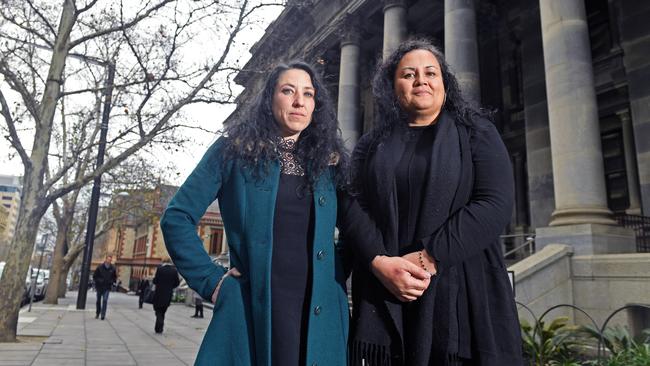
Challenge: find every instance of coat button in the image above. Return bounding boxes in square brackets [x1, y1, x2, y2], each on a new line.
[318, 196, 326, 206]
[316, 250, 325, 260]
[314, 306, 321, 315]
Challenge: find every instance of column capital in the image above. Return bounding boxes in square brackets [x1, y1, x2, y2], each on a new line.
[616, 109, 631, 123]
[383, 0, 407, 12]
[338, 16, 362, 46]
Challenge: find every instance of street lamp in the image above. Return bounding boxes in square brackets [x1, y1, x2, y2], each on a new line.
[76, 60, 116, 310]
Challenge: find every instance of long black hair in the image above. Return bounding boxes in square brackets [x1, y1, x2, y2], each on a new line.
[222, 60, 348, 188]
[370, 37, 488, 140]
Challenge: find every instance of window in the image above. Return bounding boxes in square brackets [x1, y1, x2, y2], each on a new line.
[209, 229, 223, 255]
[133, 236, 147, 256]
[601, 128, 629, 212]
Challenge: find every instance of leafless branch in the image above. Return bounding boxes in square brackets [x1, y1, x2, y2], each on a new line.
[69, 0, 175, 49]
[0, 88, 30, 166]
[0, 60, 42, 122]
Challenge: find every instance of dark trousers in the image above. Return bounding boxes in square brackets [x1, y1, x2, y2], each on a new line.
[194, 298, 203, 317]
[138, 294, 145, 309]
[96, 289, 110, 318]
[154, 306, 168, 333]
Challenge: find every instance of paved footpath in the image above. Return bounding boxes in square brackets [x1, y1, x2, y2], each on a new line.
[0, 291, 211, 366]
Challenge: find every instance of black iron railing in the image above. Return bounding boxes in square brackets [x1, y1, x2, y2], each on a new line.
[614, 213, 650, 252]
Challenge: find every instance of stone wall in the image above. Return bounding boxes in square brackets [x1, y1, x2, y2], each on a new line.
[509, 244, 574, 324]
[572, 252, 650, 327]
[510, 244, 650, 330]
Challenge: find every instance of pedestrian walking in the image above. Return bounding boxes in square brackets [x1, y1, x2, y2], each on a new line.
[152, 257, 180, 334]
[191, 290, 203, 318]
[137, 277, 150, 309]
[92, 255, 117, 320]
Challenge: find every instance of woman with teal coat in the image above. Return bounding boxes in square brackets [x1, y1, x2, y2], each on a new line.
[160, 61, 393, 366]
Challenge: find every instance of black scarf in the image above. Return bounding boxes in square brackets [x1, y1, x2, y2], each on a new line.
[350, 111, 470, 366]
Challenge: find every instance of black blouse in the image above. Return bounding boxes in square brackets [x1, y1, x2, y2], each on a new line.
[395, 123, 438, 253]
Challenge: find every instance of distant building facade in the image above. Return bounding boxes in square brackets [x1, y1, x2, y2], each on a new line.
[92, 184, 226, 291]
[0, 175, 22, 260]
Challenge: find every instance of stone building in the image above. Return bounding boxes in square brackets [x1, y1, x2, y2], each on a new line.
[0, 175, 22, 260]
[92, 185, 227, 291]
[230, 0, 650, 328]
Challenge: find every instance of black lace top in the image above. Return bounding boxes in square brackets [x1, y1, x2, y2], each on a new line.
[278, 138, 305, 176]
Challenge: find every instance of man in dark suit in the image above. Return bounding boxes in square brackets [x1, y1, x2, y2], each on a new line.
[92, 255, 117, 320]
[152, 257, 180, 333]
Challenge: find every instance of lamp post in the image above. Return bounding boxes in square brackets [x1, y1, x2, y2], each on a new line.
[142, 242, 149, 279]
[76, 61, 116, 310]
[28, 234, 49, 312]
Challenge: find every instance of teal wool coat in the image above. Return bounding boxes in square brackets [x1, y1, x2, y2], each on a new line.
[160, 137, 351, 366]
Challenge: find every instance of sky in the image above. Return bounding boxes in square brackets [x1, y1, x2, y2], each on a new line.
[0, 1, 284, 186]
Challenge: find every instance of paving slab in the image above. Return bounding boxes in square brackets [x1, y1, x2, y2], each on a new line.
[0, 291, 210, 365]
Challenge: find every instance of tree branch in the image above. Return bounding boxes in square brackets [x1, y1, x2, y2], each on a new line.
[0, 60, 42, 123]
[69, 0, 175, 49]
[0, 88, 31, 167]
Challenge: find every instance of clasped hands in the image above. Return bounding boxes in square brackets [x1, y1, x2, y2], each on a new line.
[213, 250, 436, 304]
[370, 250, 437, 302]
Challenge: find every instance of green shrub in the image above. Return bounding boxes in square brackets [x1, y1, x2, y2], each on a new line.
[521, 316, 584, 365]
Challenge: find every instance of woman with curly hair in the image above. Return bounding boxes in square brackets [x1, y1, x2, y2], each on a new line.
[160, 61, 393, 366]
[348, 38, 523, 365]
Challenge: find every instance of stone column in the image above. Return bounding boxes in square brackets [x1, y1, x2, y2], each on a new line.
[618, 1, 650, 216]
[337, 27, 362, 150]
[521, 1, 555, 230]
[620, 110, 642, 215]
[535, 0, 635, 254]
[382, 0, 407, 60]
[444, 0, 481, 103]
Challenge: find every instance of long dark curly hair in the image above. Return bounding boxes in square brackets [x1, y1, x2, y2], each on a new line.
[369, 37, 488, 141]
[222, 60, 348, 188]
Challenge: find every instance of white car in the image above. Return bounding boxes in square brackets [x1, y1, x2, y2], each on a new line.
[25, 267, 48, 301]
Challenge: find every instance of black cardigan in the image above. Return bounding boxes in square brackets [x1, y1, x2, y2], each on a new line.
[348, 113, 523, 366]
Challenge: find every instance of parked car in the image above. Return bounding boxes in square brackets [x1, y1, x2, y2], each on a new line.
[24, 267, 49, 302]
[1, 262, 31, 307]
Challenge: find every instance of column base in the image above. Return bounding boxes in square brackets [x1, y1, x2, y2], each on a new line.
[549, 207, 616, 226]
[536, 223, 636, 255]
[626, 207, 642, 215]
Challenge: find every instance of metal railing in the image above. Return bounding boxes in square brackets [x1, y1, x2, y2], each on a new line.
[501, 233, 536, 263]
[613, 212, 650, 252]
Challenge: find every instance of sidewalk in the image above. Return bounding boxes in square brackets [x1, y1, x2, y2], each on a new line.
[0, 291, 210, 366]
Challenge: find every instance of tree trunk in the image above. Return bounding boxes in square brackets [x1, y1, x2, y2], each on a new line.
[0, 0, 77, 342]
[57, 270, 67, 298]
[43, 222, 68, 304]
[58, 245, 83, 298]
[0, 203, 45, 342]
[44, 210, 74, 304]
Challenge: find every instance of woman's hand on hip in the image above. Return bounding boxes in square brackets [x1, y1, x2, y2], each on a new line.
[211, 267, 242, 303]
[370, 255, 432, 302]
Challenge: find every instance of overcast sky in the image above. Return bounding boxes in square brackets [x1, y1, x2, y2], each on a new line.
[0, 3, 284, 186]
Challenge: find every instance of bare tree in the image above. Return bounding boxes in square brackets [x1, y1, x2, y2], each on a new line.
[45, 154, 170, 303]
[0, 0, 285, 341]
